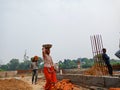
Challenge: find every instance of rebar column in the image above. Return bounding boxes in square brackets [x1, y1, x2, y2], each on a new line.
[90, 35, 108, 76]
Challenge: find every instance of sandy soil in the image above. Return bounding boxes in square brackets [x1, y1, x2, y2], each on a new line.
[0, 78, 32, 90]
[22, 76, 81, 90]
[0, 75, 84, 90]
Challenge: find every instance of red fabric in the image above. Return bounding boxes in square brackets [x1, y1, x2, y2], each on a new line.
[34, 56, 38, 61]
[43, 66, 57, 90]
[51, 66, 57, 83]
[109, 88, 120, 90]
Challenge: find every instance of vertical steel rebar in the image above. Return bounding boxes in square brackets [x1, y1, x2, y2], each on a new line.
[90, 35, 108, 76]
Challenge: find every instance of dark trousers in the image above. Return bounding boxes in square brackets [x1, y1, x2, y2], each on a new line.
[106, 63, 113, 75]
[32, 69, 38, 84]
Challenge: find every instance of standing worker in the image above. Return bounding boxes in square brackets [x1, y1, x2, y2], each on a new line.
[30, 56, 39, 84]
[42, 44, 57, 90]
[102, 48, 113, 76]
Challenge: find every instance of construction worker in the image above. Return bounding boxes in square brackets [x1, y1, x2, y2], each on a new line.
[102, 48, 113, 76]
[42, 44, 57, 90]
[30, 56, 39, 84]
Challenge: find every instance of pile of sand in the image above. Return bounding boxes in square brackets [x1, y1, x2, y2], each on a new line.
[84, 65, 108, 75]
[0, 78, 32, 90]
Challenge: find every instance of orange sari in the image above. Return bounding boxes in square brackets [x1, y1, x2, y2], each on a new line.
[43, 66, 57, 90]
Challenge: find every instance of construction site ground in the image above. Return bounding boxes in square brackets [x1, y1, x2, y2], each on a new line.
[0, 70, 120, 90]
[0, 74, 85, 90]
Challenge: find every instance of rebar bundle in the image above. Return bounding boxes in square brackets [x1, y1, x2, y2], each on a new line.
[90, 35, 108, 75]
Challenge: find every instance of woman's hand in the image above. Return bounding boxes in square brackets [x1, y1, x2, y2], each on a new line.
[47, 68, 54, 73]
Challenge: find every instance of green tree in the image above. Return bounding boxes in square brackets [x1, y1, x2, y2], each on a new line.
[7, 59, 19, 70]
[0, 65, 8, 71]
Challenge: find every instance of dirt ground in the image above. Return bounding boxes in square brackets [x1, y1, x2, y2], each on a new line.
[0, 78, 32, 90]
[0, 75, 82, 90]
[21, 76, 82, 90]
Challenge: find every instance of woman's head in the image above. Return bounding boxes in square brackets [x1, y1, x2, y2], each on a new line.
[31, 56, 38, 62]
[45, 48, 50, 55]
[42, 44, 52, 55]
[34, 56, 39, 61]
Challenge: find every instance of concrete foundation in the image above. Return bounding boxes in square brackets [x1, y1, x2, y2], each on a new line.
[57, 74, 120, 89]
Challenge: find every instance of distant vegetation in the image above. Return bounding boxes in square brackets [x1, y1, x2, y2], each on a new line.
[0, 57, 120, 71]
[58, 58, 94, 69]
[0, 57, 43, 71]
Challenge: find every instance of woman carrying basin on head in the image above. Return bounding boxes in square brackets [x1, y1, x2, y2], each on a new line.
[42, 44, 57, 90]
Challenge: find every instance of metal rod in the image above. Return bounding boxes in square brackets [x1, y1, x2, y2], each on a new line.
[90, 35, 109, 76]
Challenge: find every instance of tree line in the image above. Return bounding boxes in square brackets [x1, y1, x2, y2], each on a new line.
[0, 57, 120, 71]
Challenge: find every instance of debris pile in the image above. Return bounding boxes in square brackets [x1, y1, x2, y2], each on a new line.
[109, 88, 120, 90]
[84, 64, 108, 75]
[54, 79, 80, 90]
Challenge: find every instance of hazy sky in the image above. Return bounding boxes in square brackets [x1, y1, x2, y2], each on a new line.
[0, 0, 120, 64]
